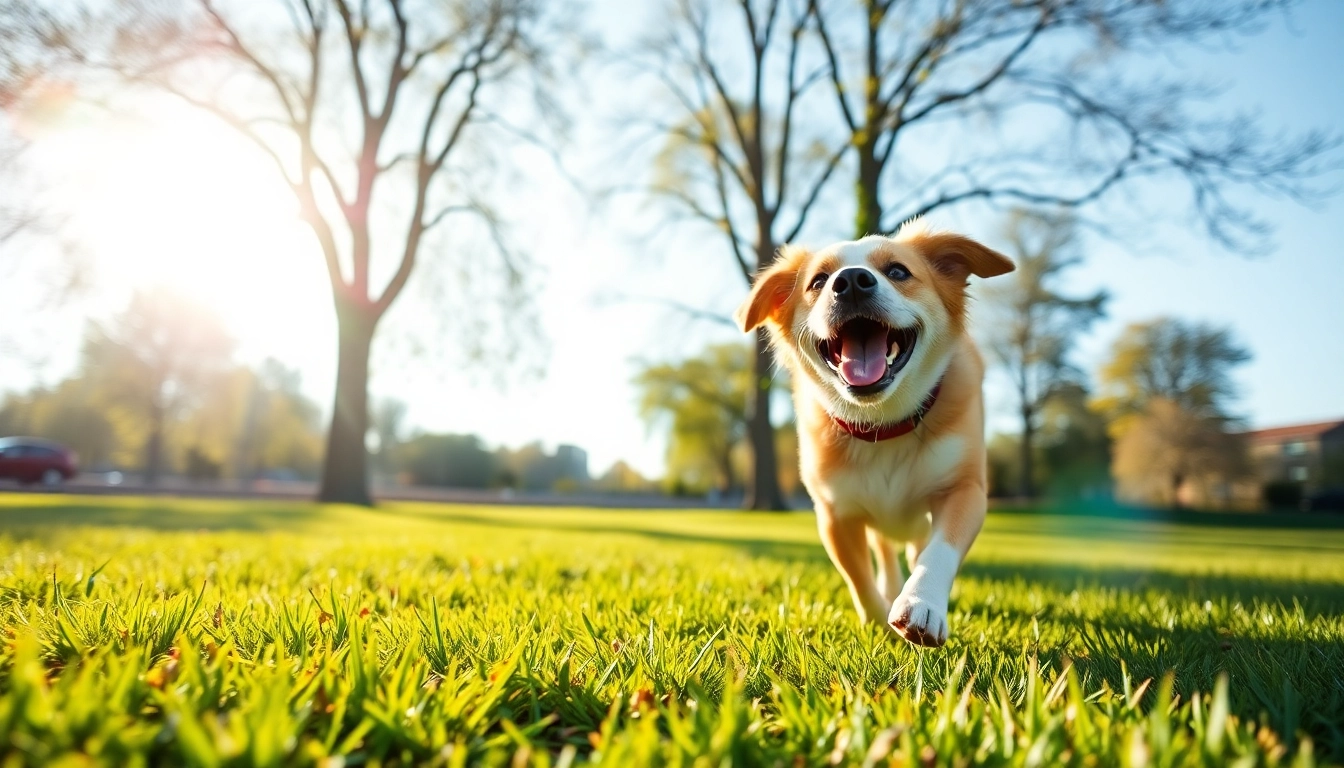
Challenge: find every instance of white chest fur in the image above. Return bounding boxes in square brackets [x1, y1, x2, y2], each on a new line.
[803, 432, 966, 539]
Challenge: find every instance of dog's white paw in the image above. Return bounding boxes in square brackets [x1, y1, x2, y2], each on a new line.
[888, 592, 948, 647]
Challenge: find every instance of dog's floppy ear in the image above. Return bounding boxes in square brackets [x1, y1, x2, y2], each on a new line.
[734, 247, 805, 332]
[913, 232, 1015, 282]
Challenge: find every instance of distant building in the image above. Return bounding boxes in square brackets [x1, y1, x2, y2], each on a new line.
[554, 444, 589, 484]
[1242, 419, 1344, 494]
[506, 442, 591, 492]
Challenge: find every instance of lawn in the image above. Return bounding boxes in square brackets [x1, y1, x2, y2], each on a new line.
[0, 495, 1341, 766]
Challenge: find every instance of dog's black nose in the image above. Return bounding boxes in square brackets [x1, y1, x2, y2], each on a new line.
[832, 267, 878, 300]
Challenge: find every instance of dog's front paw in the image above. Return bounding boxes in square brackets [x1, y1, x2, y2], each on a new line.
[888, 593, 948, 647]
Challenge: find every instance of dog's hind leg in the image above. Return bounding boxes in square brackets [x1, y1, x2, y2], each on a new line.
[905, 541, 923, 573]
[868, 527, 904, 605]
[816, 508, 889, 625]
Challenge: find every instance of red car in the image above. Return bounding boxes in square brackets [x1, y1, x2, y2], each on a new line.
[0, 437, 79, 486]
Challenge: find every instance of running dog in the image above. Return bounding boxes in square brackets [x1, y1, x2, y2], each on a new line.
[735, 221, 1014, 646]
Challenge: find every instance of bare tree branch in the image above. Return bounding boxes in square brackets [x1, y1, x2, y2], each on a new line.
[892, 9, 1049, 145]
[200, 0, 302, 127]
[815, 0, 1338, 249]
[809, 0, 856, 132]
[782, 143, 847, 243]
[332, 0, 371, 120]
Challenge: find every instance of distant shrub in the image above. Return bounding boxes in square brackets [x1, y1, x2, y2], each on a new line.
[1262, 481, 1303, 509]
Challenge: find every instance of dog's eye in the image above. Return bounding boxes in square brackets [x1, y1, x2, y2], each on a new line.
[885, 263, 911, 281]
[808, 273, 828, 291]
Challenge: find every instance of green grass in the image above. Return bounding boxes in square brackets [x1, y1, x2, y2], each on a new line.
[0, 495, 1342, 766]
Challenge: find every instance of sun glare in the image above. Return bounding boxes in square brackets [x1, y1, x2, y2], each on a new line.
[50, 108, 337, 386]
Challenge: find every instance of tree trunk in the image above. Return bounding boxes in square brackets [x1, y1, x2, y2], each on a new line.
[318, 299, 377, 506]
[744, 328, 786, 510]
[853, 2, 885, 239]
[144, 400, 164, 487]
[1019, 405, 1035, 499]
[718, 444, 735, 496]
[855, 140, 883, 237]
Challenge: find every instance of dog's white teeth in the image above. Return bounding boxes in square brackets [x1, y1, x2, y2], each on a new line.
[886, 341, 901, 364]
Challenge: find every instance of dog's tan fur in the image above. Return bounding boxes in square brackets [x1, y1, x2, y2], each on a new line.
[735, 221, 1014, 646]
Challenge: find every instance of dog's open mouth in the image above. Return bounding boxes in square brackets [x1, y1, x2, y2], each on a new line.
[817, 318, 917, 393]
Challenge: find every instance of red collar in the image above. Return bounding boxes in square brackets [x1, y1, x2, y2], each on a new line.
[832, 380, 943, 442]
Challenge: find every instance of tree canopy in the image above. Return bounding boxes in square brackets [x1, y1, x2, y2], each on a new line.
[1096, 317, 1252, 424]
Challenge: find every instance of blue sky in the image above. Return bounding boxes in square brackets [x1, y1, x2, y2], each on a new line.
[2, 0, 1341, 479]
[1009, 0, 1344, 434]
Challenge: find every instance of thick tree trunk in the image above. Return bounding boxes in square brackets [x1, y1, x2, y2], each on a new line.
[318, 300, 377, 506]
[744, 328, 786, 510]
[1019, 405, 1035, 499]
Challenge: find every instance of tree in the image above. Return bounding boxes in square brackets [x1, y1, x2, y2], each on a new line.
[594, 460, 655, 493]
[0, 383, 118, 469]
[640, 0, 845, 509]
[31, 0, 567, 505]
[1095, 318, 1251, 423]
[232, 360, 325, 480]
[1111, 397, 1249, 508]
[81, 288, 236, 484]
[1036, 382, 1111, 501]
[635, 343, 756, 497]
[981, 209, 1106, 498]
[1, 350, 324, 480]
[1097, 318, 1252, 508]
[812, 0, 1338, 244]
[984, 383, 1111, 503]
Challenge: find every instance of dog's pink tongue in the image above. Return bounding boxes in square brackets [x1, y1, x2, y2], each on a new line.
[839, 330, 888, 387]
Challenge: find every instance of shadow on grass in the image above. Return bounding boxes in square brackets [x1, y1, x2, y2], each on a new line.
[1029, 609, 1343, 761]
[955, 563, 1344, 759]
[960, 561, 1344, 617]
[997, 502, 1344, 531]
[380, 505, 830, 562]
[0, 498, 328, 534]
[0, 498, 829, 561]
[1012, 622, 1344, 760]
